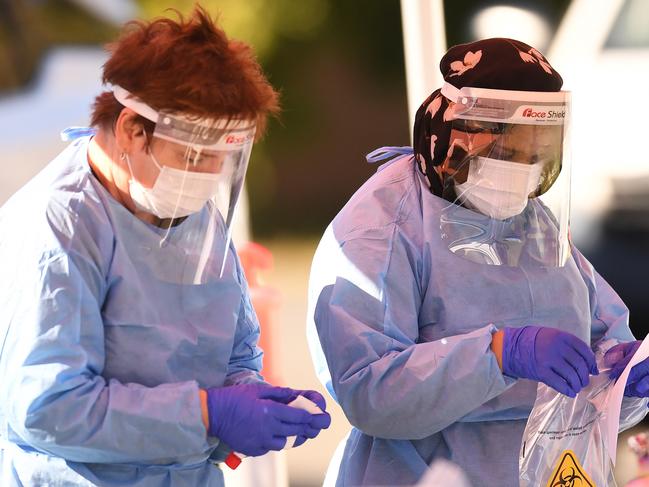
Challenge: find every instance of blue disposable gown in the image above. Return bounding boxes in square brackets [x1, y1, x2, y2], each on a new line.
[0, 137, 264, 486]
[306, 153, 648, 486]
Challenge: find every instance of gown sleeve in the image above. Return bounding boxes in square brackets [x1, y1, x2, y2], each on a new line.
[1, 247, 211, 464]
[311, 223, 512, 440]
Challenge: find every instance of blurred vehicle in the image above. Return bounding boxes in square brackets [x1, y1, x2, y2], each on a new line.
[0, 47, 106, 205]
[548, 0, 649, 339]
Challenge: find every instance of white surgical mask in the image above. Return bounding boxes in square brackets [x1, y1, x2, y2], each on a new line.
[125, 151, 223, 219]
[454, 156, 543, 220]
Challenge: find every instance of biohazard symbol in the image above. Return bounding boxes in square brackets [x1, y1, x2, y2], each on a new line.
[545, 450, 595, 487]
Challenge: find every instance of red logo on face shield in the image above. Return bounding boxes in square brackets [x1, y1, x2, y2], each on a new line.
[523, 107, 546, 118]
[522, 107, 565, 119]
[225, 134, 251, 144]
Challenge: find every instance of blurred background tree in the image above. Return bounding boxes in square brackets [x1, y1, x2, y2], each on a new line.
[139, 0, 411, 237]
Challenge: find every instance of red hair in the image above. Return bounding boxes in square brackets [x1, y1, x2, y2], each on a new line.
[90, 6, 279, 139]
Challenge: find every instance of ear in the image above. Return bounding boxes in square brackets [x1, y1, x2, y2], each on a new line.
[114, 108, 149, 154]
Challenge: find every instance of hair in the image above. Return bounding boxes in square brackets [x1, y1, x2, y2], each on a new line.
[90, 6, 279, 139]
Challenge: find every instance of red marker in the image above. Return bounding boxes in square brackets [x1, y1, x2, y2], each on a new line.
[224, 395, 323, 470]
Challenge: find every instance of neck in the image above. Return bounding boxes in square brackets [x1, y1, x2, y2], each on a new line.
[87, 131, 130, 206]
[87, 131, 160, 226]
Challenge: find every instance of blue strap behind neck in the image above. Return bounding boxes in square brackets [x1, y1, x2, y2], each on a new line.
[366, 146, 414, 172]
[60, 126, 97, 142]
[366, 146, 414, 163]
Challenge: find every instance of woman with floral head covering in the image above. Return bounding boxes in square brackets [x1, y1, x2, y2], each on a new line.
[306, 38, 649, 486]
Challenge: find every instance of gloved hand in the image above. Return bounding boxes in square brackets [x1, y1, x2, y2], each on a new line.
[606, 341, 641, 380]
[605, 341, 649, 398]
[206, 384, 315, 456]
[502, 326, 599, 397]
[288, 389, 331, 447]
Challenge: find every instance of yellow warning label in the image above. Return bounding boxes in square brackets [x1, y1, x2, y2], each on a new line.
[545, 450, 595, 487]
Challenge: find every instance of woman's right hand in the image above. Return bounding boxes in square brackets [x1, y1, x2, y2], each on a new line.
[500, 326, 599, 397]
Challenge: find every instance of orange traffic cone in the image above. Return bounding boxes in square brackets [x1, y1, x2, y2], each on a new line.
[237, 241, 282, 385]
[224, 242, 287, 484]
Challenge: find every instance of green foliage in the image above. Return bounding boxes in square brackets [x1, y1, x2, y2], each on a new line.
[136, 0, 330, 59]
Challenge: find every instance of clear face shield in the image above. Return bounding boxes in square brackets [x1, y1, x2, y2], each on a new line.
[438, 83, 571, 267]
[113, 86, 256, 280]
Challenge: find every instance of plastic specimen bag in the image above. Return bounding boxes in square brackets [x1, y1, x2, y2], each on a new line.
[519, 347, 648, 487]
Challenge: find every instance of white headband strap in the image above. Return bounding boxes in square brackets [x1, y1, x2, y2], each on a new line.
[440, 82, 465, 104]
[111, 85, 256, 131]
[112, 85, 160, 123]
[440, 81, 569, 103]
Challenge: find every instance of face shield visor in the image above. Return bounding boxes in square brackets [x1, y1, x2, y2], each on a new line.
[113, 85, 256, 280]
[437, 83, 571, 267]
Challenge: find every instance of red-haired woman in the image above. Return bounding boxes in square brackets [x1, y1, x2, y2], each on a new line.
[0, 7, 329, 486]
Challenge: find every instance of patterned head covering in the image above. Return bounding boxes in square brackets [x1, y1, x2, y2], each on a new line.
[413, 38, 563, 195]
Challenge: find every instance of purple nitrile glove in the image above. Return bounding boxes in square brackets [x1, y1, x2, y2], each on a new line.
[289, 389, 332, 447]
[606, 341, 641, 380]
[206, 384, 313, 457]
[502, 326, 599, 397]
[606, 341, 649, 399]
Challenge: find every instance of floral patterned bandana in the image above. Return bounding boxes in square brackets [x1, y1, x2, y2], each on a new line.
[413, 38, 563, 195]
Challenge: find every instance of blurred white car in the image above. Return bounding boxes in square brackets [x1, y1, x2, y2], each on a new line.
[547, 0, 649, 250]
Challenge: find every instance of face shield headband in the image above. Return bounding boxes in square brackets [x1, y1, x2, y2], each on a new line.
[112, 85, 256, 153]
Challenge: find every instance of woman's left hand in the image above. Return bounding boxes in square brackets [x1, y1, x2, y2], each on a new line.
[606, 341, 649, 398]
[288, 389, 331, 447]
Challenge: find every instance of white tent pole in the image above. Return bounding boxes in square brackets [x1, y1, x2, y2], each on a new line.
[400, 0, 447, 141]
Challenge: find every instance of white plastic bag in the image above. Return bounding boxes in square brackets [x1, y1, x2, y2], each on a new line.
[519, 347, 647, 487]
[417, 459, 473, 487]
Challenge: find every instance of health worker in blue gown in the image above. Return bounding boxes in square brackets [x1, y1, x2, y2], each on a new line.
[306, 37, 649, 487]
[0, 7, 329, 487]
